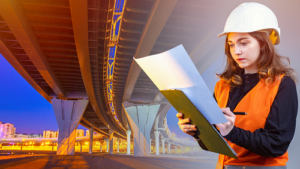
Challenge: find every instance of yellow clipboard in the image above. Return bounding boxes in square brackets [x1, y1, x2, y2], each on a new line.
[161, 89, 238, 159]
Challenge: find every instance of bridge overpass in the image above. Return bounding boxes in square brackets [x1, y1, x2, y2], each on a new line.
[1, 0, 280, 157]
[0, 0, 212, 156]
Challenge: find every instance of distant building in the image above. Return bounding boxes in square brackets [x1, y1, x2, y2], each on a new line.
[28, 134, 42, 138]
[14, 133, 29, 138]
[86, 130, 99, 137]
[0, 121, 16, 138]
[76, 129, 84, 137]
[43, 130, 58, 138]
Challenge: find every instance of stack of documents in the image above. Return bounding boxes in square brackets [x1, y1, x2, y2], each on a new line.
[134, 45, 237, 158]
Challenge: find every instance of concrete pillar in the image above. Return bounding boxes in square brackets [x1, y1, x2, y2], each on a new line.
[191, 147, 194, 154]
[124, 104, 160, 157]
[99, 140, 103, 152]
[126, 130, 131, 154]
[181, 146, 183, 154]
[149, 139, 152, 153]
[116, 138, 120, 153]
[109, 129, 114, 154]
[51, 98, 89, 155]
[80, 142, 82, 152]
[89, 128, 93, 154]
[154, 130, 160, 155]
[175, 145, 178, 154]
[168, 143, 171, 154]
[105, 138, 109, 152]
[161, 138, 165, 154]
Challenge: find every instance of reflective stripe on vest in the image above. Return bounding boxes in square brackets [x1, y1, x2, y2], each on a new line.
[214, 74, 288, 166]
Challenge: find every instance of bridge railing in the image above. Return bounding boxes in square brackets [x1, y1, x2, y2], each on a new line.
[0, 135, 102, 143]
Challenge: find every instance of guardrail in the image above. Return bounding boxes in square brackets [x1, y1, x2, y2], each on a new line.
[0, 135, 102, 143]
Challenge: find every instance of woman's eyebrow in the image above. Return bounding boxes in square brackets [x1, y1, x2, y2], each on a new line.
[228, 37, 249, 43]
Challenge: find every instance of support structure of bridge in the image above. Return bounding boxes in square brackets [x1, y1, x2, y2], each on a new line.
[0, 0, 224, 157]
[124, 103, 160, 156]
[52, 98, 89, 155]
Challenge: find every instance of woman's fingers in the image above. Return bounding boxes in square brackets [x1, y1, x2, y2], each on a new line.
[176, 113, 198, 136]
[176, 112, 183, 119]
[178, 118, 190, 125]
[181, 124, 197, 130]
[221, 107, 236, 118]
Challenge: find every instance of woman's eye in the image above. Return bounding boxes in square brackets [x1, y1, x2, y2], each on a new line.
[229, 44, 234, 48]
[241, 42, 247, 46]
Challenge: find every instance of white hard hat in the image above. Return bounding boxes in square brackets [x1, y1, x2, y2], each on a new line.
[217, 2, 280, 45]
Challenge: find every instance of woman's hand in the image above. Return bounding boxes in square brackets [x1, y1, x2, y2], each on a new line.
[176, 112, 198, 136]
[215, 107, 236, 136]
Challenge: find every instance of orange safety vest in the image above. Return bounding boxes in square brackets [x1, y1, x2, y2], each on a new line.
[214, 74, 288, 167]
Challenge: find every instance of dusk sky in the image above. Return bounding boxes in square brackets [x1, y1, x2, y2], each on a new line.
[0, 54, 187, 138]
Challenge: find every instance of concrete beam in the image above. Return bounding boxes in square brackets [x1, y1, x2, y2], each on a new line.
[51, 98, 89, 155]
[123, 0, 178, 102]
[69, 0, 123, 135]
[0, 0, 66, 98]
[154, 92, 164, 103]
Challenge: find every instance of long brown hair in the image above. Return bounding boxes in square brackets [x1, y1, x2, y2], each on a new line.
[217, 31, 297, 89]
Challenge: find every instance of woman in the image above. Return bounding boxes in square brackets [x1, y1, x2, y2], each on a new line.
[177, 2, 298, 169]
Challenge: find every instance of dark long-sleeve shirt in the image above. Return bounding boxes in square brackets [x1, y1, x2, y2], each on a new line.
[197, 73, 298, 157]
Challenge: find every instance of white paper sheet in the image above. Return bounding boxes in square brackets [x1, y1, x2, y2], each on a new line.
[134, 45, 227, 124]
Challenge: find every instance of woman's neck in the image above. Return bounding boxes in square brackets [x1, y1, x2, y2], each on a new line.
[244, 66, 258, 74]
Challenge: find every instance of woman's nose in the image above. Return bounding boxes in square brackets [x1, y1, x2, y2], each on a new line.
[235, 47, 242, 55]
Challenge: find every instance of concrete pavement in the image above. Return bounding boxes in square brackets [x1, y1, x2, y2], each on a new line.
[0, 151, 218, 169]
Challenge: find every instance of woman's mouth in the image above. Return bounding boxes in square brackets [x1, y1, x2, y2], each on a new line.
[237, 58, 245, 62]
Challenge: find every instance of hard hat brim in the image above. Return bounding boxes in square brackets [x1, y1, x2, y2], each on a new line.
[217, 30, 280, 45]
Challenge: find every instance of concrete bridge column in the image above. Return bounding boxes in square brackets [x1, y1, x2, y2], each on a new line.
[117, 138, 120, 153]
[124, 104, 160, 157]
[89, 128, 93, 154]
[167, 143, 171, 154]
[109, 129, 114, 154]
[105, 138, 109, 152]
[99, 140, 104, 152]
[51, 98, 88, 155]
[175, 145, 178, 154]
[154, 130, 160, 155]
[181, 146, 183, 154]
[149, 139, 152, 153]
[126, 130, 131, 154]
[52, 143, 54, 151]
[161, 138, 165, 154]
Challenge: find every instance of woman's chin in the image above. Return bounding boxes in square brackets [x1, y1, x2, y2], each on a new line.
[238, 65, 245, 69]
[238, 64, 248, 69]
